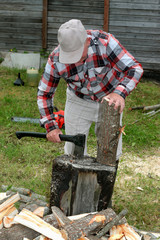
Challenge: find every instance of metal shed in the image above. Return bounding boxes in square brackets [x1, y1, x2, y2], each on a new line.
[0, 0, 159, 72]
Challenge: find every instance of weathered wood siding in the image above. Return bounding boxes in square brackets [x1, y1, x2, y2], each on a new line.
[0, 0, 159, 71]
[108, 0, 160, 70]
[0, 0, 43, 52]
[47, 0, 104, 50]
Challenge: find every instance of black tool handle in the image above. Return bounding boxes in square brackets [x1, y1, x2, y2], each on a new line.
[16, 131, 46, 139]
[16, 131, 75, 143]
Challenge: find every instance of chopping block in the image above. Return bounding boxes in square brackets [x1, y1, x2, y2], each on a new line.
[50, 155, 118, 216]
[50, 99, 121, 215]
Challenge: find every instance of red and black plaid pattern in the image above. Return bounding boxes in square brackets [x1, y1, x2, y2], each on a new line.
[37, 30, 143, 132]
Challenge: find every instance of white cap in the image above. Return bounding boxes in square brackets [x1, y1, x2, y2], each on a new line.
[58, 19, 87, 64]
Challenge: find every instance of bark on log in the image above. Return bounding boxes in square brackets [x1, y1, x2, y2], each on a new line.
[97, 99, 120, 166]
[143, 104, 160, 112]
[60, 208, 117, 240]
[51, 206, 71, 227]
[1, 185, 31, 196]
[97, 209, 128, 238]
[50, 155, 117, 214]
[0, 224, 39, 240]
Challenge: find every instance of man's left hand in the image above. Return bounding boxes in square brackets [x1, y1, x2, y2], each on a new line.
[102, 93, 125, 113]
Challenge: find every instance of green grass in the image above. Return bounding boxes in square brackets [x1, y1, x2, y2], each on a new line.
[0, 67, 160, 231]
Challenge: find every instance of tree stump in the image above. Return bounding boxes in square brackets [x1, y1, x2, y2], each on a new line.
[50, 155, 117, 215]
[50, 100, 121, 215]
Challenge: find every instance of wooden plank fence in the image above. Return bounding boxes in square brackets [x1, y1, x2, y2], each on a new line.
[108, 0, 160, 70]
[0, 0, 159, 71]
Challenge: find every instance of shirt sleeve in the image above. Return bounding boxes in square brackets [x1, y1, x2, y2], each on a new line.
[37, 55, 60, 133]
[106, 34, 144, 99]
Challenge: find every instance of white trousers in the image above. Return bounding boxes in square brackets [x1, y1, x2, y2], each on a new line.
[64, 88, 122, 159]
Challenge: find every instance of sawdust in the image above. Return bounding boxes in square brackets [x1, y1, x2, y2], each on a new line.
[119, 148, 160, 177]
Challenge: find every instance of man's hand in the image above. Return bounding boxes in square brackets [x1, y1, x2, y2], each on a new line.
[47, 129, 63, 143]
[102, 93, 125, 113]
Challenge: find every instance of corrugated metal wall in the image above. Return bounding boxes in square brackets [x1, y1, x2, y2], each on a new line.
[108, 0, 160, 70]
[47, 0, 104, 50]
[0, 0, 43, 52]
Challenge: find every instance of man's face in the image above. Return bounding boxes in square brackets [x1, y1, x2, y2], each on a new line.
[77, 39, 90, 63]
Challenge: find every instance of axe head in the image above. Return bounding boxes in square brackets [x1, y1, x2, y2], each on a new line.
[59, 133, 86, 158]
[73, 134, 86, 158]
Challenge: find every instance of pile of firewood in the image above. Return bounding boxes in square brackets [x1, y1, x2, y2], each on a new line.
[0, 186, 148, 240]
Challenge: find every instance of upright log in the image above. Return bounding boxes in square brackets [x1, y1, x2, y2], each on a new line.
[97, 99, 120, 166]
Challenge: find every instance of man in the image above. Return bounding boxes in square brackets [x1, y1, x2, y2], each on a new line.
[37, 19, 143, 158]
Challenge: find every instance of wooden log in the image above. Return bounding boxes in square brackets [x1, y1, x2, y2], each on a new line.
[43, 213, 59, 228]
[97, 99, 120, 166]
[33, 207, 49, 218]
[14, 209, 64, 240]
[50, 155, 117, 214]
[129, 104, 160, 112]
[0, 193, 20, 213]
[1, 185, 31, 196]
[3, 215, 17, 228]
[0, 224, 39, 240]
[51, 206, 71, 227]
[5, 191, 47, 206]
[60, 208, 117, 240]
[0, 205, 17, 229]
[96, 209, 128, 238]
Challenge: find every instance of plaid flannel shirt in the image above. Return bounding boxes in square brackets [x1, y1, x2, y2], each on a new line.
[37, 30, 143, 132]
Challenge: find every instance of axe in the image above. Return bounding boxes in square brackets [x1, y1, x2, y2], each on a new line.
[16, 131, 85, 158]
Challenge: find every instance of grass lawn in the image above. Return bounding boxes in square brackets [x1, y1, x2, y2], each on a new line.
[0, 66, 159, 231]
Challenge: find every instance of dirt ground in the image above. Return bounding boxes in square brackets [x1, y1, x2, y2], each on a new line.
[119, 148, 160, 177]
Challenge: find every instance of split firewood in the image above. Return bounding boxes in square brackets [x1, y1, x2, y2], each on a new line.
[97, 209, 128, 238]
[109, 223, 141, 240]
[0, 193, 8, 201]
[3, 205, 18, 228]
[68, 212, 97, 221]
[3, 215, 18, 228]
[1, 185, 32, 196]
[0, 193, 20, 213]
[0, 205, 15, 229]
[33, 207, 49, 218]
[14, 208, 64, 240]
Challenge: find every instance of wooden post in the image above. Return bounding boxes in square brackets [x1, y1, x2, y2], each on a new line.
[104, 0, 110, 32]
[97, 99, 120, 166]
[42, 0, 48, 49]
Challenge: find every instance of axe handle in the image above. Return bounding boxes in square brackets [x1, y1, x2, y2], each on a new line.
[16, 131, 76, 144]
[16, 131, 46, 139]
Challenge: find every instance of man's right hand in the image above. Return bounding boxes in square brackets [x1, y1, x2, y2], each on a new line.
[47, 129, 63, 143]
